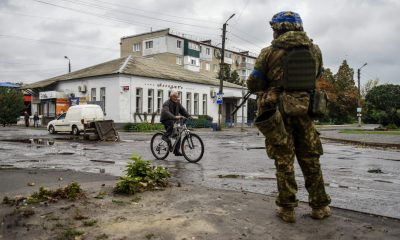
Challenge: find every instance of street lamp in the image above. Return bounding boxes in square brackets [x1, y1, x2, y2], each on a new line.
[64, 56, 71, 73]
[357, 62, 367, 127]
[218, 13, 235, 131]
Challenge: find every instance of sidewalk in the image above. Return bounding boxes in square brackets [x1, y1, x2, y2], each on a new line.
[1, 168, 399, 240]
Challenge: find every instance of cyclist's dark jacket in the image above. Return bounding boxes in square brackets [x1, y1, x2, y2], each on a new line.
[160, 100, 189, 122]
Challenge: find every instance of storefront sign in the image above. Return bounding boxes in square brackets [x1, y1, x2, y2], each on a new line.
[56, 98, 69, 115]
[39, 91, 66, 100]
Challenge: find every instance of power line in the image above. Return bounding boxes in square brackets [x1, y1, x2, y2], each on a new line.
[230, 26, 267, 45]
[231, 0, 250, 26]
[80, 0, 222, 24]
[0, 10, 127, 29]
[228, 31, 263, 51]
[0, 34, 119, 52]
[36, 0, 219, 30]
[32, 0, 220, 38]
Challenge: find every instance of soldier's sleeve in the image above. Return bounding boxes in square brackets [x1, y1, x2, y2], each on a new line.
[246, 47, 271, 93]
[313, 44, 324, 79]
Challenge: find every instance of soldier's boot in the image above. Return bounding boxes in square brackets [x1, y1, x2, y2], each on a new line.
[311, 206, 331, 220]
[276, 207, 296, 223]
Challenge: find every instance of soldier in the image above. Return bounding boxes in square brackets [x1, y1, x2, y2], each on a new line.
[247, 11, 331, 223]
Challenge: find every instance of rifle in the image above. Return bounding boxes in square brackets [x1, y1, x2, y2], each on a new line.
[231, 91, 252, 116]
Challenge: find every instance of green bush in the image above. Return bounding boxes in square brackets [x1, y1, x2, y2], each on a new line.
[123, 122, 164, 132]
[198, 115, 213, 122]
[114, 155, 170, 195]
[386, 123, 398, 130]
[186, 115, 213, 128]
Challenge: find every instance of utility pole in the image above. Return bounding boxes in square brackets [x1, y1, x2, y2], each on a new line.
[357, 63, 367, 127]
[64, 56, 71, 73]
[218, 13, 235, 131]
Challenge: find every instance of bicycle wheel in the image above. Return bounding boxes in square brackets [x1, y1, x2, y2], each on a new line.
[150, 133, 170, 160]
[181, 133, 204, 163]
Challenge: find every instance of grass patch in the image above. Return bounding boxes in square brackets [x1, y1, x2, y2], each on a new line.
[83, 219, 97, 227]
[114, 155, 170, 195]
[56, 228, 84, 240]
[340, 130, 400, 135]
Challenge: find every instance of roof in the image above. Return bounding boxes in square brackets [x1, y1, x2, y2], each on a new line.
[0, 82, 20, 88]
[22, 56, 243, 90]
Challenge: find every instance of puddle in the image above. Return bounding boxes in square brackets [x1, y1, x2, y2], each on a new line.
[90, 160, 115, 164]
[246, 146, 265, 150]
[217, 174, 275, 180]
[368, 168, 384, 174]
[45, 152, 75, 156]
[373, 179, 393, 183]
[0, 138, 57, 145]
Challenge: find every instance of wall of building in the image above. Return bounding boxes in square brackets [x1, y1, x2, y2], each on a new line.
[120, 29, 169, 57]
[55, 75, 121, 121]
[46, 74, 247, 125]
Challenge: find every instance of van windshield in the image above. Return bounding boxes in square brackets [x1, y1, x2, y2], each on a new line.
[57, 113, 66, 120]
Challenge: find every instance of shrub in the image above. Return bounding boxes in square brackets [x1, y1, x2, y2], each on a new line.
[186, 116, 213, 128]
[123, 122, 164, 132]
[114, 155, 170, 195]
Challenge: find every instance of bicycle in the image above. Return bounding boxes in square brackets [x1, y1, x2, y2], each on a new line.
[150, 118, 204, 163]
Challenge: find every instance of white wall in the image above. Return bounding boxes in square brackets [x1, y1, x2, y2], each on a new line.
[55, 75, 120, 121]
[53, 74, 246, 124]
[142, 36, 167, 56]
[166, 36, 184, 55]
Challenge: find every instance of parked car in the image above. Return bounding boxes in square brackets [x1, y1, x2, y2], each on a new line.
[47, 104, 105, 135]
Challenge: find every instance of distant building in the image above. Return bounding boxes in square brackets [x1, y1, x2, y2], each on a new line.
[120, 28, 257, 82]
[22, 56, 246, 125]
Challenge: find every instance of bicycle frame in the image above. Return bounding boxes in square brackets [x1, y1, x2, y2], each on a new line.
[169, 119, 192, 152]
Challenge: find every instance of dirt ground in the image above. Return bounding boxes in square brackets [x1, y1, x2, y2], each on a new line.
[1, 169, 400, 240]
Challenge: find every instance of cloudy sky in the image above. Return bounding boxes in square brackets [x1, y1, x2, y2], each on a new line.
[0, 0, 399, 86]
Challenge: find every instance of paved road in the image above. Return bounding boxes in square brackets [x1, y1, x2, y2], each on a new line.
[0, 127, 399, 219]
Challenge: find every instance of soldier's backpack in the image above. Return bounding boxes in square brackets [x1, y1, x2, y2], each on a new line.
[279, 47, 316, 91]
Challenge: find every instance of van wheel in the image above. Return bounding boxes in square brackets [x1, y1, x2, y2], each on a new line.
[49, 125, 56, 134]
[72, 126, 80, 136]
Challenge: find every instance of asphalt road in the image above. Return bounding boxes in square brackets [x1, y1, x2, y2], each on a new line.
[0, 127, 399, 219]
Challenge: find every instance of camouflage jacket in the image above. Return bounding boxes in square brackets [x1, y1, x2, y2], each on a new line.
[246, 31, 323, 114]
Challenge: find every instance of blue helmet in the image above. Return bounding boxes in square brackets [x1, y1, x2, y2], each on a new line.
[270, 11, 303, 31]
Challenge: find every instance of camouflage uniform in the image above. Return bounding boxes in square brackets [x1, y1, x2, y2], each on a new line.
[247, 30, 331, 209]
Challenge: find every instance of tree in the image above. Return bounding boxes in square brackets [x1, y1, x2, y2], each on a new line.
[361, 78, 379, 98]
[218, 64, 241, 85]
[364, 84, 400, 126]
[329, 60, 358, 124]
[0, 88, 25, 126]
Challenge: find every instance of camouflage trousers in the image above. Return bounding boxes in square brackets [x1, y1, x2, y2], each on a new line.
[265, 113, 331, 208]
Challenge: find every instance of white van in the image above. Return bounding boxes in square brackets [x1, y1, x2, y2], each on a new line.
[47, 104, 105, 135]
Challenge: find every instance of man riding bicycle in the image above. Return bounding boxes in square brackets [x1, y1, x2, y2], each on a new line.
[160, 90, 190, 156]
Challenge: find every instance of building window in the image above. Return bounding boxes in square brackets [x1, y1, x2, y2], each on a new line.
[199, 46, 202, 52]
[148, 89, 154, 113]
[206, 63, 210, 71]
[133, 43, 141, 52]
[136, 88, 143, 113]
[194, 93, 199, 115]
[188, 42, 199, 51]
[176, 56, 182, 65]
[213, 64, 219, 72]
[177, 40, 182, 48]
[186, 92, 192, 114]
[157, 90, 163, 114]
[206, 48, 210, 55]
[178, 91, 182, 102]
[202, 94, 207, 115]
[225, 52, 232, 58]
[100, 87, 106, 113]
[145, 40, 153, 49]
[191, 59, 196, 65]
[91, 88, 96, 101]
